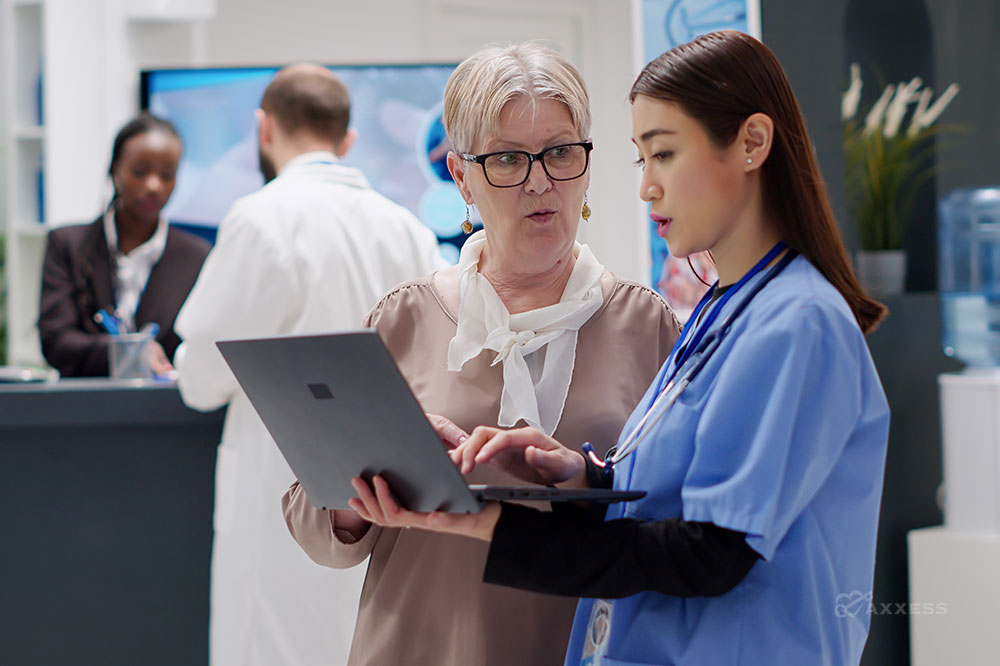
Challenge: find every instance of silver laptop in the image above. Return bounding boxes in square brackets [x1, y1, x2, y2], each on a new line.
[216, 331, 645, 512]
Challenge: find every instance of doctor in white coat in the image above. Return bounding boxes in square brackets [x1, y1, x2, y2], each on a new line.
[173, 64, 444, 666]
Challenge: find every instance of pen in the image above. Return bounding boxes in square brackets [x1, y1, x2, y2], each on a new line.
[94, 309, 120, 335]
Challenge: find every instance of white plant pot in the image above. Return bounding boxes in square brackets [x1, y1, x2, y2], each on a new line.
[856, 250, 907, 296]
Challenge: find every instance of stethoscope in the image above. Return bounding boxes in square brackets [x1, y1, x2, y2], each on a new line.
[583, 241, 798, 471]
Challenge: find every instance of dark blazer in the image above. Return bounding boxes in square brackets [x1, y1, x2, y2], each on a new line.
[38, 217, 211, 377]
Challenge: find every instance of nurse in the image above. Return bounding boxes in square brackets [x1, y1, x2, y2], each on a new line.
[348, 29, 891, 666]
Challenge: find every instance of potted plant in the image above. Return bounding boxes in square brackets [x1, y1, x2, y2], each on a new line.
[841, 62, 960, 295]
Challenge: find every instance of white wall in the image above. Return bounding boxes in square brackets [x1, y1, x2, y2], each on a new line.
[99, 0, 649, 282]
[6, 0, 651, 364]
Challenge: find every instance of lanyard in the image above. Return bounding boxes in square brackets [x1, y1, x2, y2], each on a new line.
[658, 241, 787, 395]
[584, 242, 796, 470]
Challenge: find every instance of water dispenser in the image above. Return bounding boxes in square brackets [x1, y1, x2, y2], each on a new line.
[937, 187, 1000, 533]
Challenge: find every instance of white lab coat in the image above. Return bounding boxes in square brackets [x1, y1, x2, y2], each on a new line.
[173, 151, 444, 666]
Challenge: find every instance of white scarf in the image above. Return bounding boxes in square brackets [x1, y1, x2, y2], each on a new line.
[447, 230, 605, 435]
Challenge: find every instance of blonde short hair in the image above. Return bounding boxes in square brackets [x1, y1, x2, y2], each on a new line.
[443, 42, 591, 154]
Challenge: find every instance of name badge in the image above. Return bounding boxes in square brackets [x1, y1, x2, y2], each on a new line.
[581, 599, 613, 665]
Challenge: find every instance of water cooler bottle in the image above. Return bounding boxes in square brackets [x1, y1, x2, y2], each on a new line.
[909, 187, 1000, 665]
[938, 187, 1000, 531]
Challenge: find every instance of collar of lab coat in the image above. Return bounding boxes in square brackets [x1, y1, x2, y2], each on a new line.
[278, 151, 371, 190]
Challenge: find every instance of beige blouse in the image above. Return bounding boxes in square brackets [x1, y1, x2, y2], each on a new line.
[283, 274, 679, 666]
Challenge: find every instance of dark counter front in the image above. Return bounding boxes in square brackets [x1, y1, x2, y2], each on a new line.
[0, 380, 224, 666]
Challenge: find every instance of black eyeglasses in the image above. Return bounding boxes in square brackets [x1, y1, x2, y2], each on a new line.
[459, 141, 593, 188]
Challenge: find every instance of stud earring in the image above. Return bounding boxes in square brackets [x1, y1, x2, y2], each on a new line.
[746, 158, 753, 164]
[461, 204, 473, 234]
[581, 195, 591, 221]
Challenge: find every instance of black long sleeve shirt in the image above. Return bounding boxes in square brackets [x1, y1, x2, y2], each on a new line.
[483, 460, 759, 599]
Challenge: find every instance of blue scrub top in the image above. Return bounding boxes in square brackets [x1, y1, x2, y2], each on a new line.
[565, 256, 890, 666]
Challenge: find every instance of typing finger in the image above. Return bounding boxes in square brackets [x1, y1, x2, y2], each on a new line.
[474, 428, 539, 464]
[456, 426, 500, 474]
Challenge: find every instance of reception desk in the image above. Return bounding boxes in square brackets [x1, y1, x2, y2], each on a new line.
[0, 379, 224, 666]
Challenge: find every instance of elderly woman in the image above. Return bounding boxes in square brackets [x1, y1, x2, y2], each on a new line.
[282, 42, 679, 666]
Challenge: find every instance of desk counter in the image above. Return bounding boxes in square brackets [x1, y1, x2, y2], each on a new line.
[0, 379, 224, 666]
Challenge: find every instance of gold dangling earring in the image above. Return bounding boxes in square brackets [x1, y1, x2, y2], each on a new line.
[461, 204, 473, 235]
[581, 195, 591, 221]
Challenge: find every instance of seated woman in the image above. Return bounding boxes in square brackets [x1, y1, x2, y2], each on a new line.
[38, 112, 210, 377]
[282, 42, 681, 666]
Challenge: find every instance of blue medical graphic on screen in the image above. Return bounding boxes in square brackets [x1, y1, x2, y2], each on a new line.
[142, 64, 466, 260]
[643, 0, 749, 57]
[642, 0, 751, 309]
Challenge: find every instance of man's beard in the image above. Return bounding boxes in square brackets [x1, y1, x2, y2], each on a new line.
[258, 147, 277, 184]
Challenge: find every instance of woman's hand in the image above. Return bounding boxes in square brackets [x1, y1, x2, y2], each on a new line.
[426, 412, 469, 449]
[329, 415, 468, 544]
[348, 475, 500, 542]
[147, 340, 174, 376]
[449, 426, 588, 488]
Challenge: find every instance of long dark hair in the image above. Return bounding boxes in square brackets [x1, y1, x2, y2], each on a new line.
[107, 112, 182, 206]
[631, 30, 886, 334]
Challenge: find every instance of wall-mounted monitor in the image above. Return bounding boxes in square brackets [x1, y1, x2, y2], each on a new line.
[141, 64, 465, 262]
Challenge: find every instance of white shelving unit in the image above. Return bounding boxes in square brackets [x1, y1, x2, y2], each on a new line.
[1, 0, 215, 366]
[2, 0, 48, 366]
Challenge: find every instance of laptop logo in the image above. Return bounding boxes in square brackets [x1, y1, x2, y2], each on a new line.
[308, 383, 334, 400]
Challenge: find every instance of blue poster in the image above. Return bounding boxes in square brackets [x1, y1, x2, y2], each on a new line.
[641, 0, 755, 315]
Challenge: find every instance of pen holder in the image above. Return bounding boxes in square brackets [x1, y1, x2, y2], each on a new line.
[108, 332, 154, 380]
